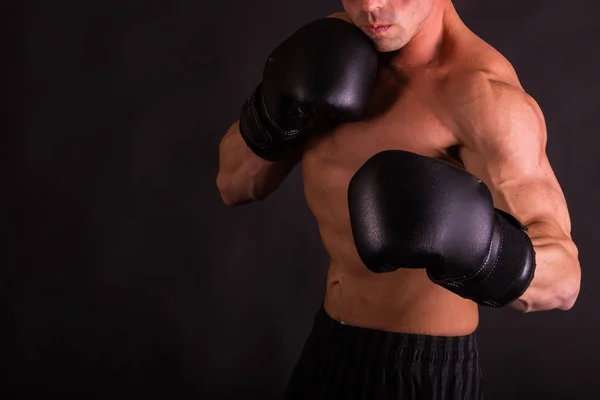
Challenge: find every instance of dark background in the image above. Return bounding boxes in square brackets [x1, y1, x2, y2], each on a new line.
[4, 0, 599, 398]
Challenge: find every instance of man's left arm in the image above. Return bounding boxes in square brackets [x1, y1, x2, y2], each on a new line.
[455, 75, 581, 312]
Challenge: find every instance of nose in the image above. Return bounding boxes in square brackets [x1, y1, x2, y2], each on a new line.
[362, 0, 384, 12]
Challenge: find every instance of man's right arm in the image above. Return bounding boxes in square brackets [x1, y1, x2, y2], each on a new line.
[217, 17, 377, 207]
[216, 121, 301, 207]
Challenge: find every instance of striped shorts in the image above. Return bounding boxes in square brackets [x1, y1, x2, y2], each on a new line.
[283, 304, 483, 400]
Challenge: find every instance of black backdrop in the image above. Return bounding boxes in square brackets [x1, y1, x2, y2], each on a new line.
[4, 0, 600, 398]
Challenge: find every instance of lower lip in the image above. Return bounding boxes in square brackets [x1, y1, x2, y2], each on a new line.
[366, 25, 391, 35]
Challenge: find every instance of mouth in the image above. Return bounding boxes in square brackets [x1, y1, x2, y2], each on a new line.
[364, 24, 391, 35]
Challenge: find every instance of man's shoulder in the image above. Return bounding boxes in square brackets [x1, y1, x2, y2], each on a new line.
[449, 68, 526, 110]
[444, 35, 533, 109]
[442, 30, 523, 94]
[441, 47, 544, 144]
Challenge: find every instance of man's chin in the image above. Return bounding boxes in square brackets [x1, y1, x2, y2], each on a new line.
[370, 40, 403, 53]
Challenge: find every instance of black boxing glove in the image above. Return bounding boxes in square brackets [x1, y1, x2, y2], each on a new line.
[239, 18, 378, 161]
[347, 150, 536, 308]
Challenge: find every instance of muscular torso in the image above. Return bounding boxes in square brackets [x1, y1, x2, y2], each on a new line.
[301, 33, 517, 336]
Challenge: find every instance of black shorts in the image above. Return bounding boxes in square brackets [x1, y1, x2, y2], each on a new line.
[283, 304, 483, 400]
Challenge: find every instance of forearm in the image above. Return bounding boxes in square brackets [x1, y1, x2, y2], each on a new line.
[216, 121, 299, 206]
[510, 223, 581, 313]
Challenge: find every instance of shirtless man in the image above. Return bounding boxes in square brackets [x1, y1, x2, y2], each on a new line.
[216, 0, 581, 398]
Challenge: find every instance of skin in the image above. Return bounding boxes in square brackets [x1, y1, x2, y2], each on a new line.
[216, 0, 581, 336]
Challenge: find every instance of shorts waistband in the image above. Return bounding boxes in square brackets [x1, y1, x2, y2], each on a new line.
[311, 304, 478, 364]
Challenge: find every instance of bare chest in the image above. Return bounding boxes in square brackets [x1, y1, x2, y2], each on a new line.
[303, 74, 460, 174]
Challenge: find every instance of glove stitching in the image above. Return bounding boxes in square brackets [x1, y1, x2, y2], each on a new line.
[240, 113, 259, 148]
[441, 240, 494, 288]
[250, 92, 274, 148]
[437, 230, 505, 313]
[452, 228, 505, 306]
[240, 92, 272, 150]
[259, 90, 303, 138]
[483, 299, 500, 307]
[478, 231, 504, 285]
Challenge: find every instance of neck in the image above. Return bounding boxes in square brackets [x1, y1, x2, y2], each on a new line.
[389, 1, 464, 68]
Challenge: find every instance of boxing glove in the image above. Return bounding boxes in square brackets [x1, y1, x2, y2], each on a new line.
[347, 150, 536, 307]
[239, 18, 378, 161]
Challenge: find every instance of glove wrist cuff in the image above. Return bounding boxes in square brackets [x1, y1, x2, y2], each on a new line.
[239, 84, 283, 161]
[429, 210, 536, 308]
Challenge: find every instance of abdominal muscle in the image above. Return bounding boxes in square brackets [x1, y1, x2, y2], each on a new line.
[301, 121, 479, 337]
[322, 248, 479, 336]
